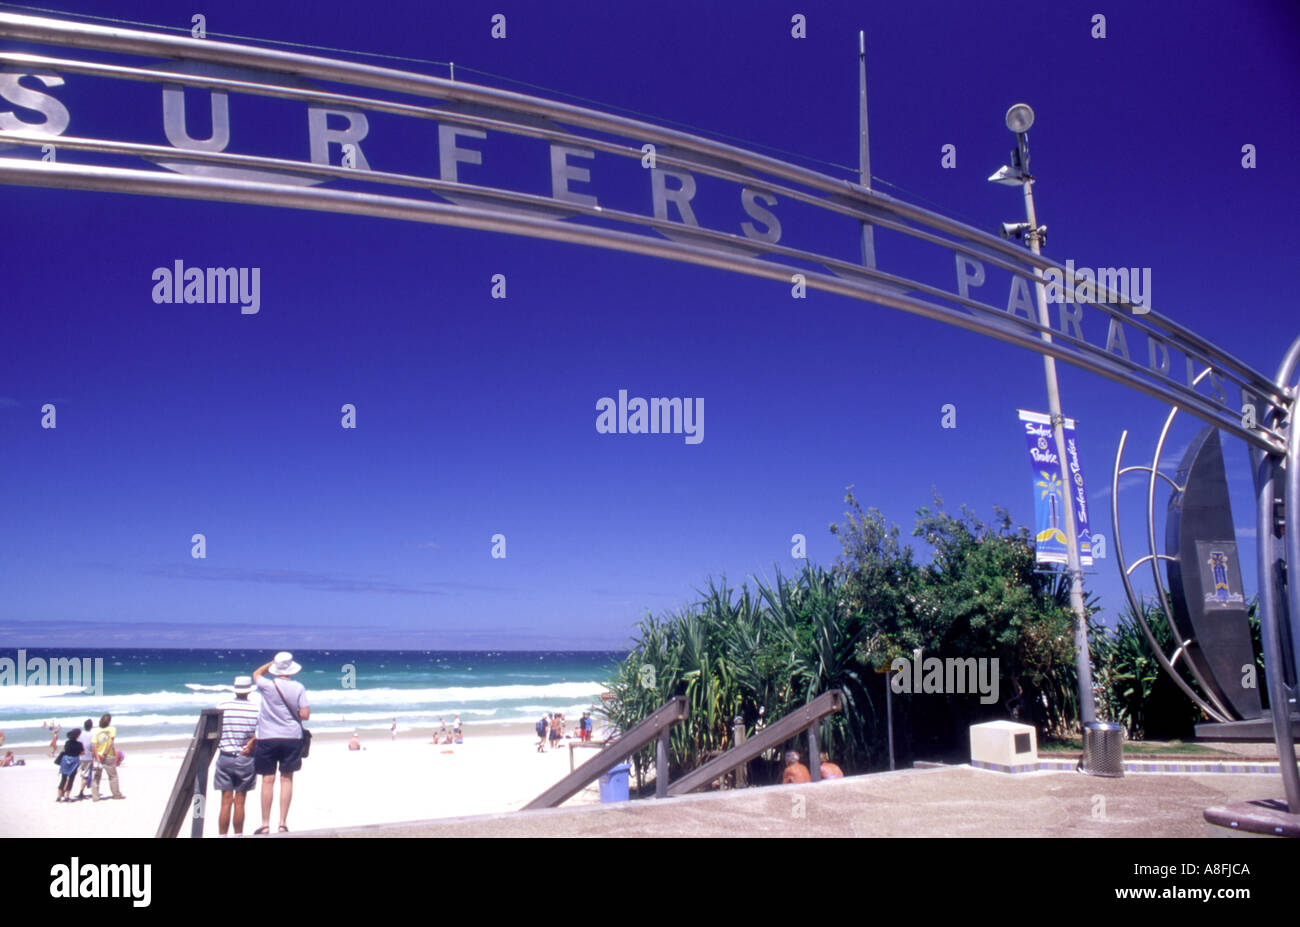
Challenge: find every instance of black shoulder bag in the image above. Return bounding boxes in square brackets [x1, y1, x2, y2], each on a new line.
[272, 678, 312, 758]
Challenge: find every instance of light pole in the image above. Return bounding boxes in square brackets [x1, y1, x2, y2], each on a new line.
[990, 104, 1098, 728]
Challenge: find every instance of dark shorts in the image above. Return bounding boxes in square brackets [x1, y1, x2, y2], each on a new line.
[254, 738, 303, 776]
[214, 753, 257, 792]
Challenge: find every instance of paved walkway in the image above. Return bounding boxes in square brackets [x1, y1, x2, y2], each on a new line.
[290, 764, 1287, 838]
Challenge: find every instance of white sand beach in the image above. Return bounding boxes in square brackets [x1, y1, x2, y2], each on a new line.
[0, 729, 603, 837]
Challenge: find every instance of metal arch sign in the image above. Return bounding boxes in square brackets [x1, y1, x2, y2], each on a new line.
[0, 11, 1293, 453]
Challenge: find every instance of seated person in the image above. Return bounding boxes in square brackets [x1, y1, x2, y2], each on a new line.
[782, 750, 811, 784]
[348, 732, 361, 751]
[819, 752, 844, 779]
[0, 751, 13, 767]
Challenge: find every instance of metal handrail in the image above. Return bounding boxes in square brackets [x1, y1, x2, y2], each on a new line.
[667, 690, 843, 796]
[156, 707, 222, 838]
[522, 696, 687, 810]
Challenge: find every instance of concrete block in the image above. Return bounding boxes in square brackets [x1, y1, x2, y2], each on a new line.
[970, 720, 1038, 773]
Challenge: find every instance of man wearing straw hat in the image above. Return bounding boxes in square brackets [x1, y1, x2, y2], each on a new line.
[251, 652, 310, 834]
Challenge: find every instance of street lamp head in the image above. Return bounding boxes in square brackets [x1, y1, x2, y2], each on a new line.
[1005, 103, 1035, 134]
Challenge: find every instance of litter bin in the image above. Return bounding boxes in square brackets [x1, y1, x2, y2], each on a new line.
[1080, 721, 1124, 777]
[599, 762, 631, 802]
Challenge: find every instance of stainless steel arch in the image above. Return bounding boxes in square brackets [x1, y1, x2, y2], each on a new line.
[0, 10, 1292, 453]
[2, 7, 1298, 817]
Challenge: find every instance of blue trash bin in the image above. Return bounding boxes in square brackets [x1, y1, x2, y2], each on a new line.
[598, 762, 631, 803]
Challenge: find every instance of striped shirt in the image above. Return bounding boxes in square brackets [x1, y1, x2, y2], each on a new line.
[217, 697, 260, 755]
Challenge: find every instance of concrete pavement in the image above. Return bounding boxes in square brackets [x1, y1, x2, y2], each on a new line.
[289, 764, 1286, 838]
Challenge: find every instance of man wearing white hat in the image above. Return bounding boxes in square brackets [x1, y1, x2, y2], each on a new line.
[251, 652, 310, 834]
[214, 675, 259, 835]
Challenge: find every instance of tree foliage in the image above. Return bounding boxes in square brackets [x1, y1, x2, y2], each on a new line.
[601, 487, 1222, 783]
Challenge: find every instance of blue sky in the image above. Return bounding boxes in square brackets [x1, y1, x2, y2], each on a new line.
[1, 0, 1297, 649]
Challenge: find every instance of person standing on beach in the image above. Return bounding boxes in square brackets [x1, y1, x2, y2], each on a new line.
[91, 714, 124, 800]
[391, 718, 397, 740]
[215, 675, 260, 835]
[48, 722, 61, 757]
[252, 652, 310, 835]
[535, 713, 549, 752]
[56, 729, 83, 802]
[75, 719, 95, 800]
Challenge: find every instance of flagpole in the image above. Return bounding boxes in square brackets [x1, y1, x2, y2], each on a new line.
[858, 30, 876, 269]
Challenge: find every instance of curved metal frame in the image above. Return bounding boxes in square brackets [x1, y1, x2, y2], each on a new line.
[1254, 337, 1300, 810]
[1111, 431, 1233, 724]
[0, 10, 1291, 451]
[1110, 366, 1237, 723]
[1113, 342, 1300, 811]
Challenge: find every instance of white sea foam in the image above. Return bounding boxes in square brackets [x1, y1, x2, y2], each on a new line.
[0, 682, 605, 716]
[0, 685, 92, 704]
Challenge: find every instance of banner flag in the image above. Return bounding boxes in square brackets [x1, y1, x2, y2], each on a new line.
[1017, 410, 1093, 567]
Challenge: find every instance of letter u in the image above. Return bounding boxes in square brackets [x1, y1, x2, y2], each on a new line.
[162, 84, 230, 151]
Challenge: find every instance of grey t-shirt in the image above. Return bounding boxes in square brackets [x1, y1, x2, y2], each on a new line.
[255, 675, 309, 741]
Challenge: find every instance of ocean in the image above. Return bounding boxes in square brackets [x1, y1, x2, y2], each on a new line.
[0, 648, 624, 750]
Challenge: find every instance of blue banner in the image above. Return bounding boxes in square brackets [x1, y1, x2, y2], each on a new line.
[1018, 410, 1093, 567]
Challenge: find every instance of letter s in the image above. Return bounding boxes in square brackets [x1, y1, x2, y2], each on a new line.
[0, 73, 70, 136]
